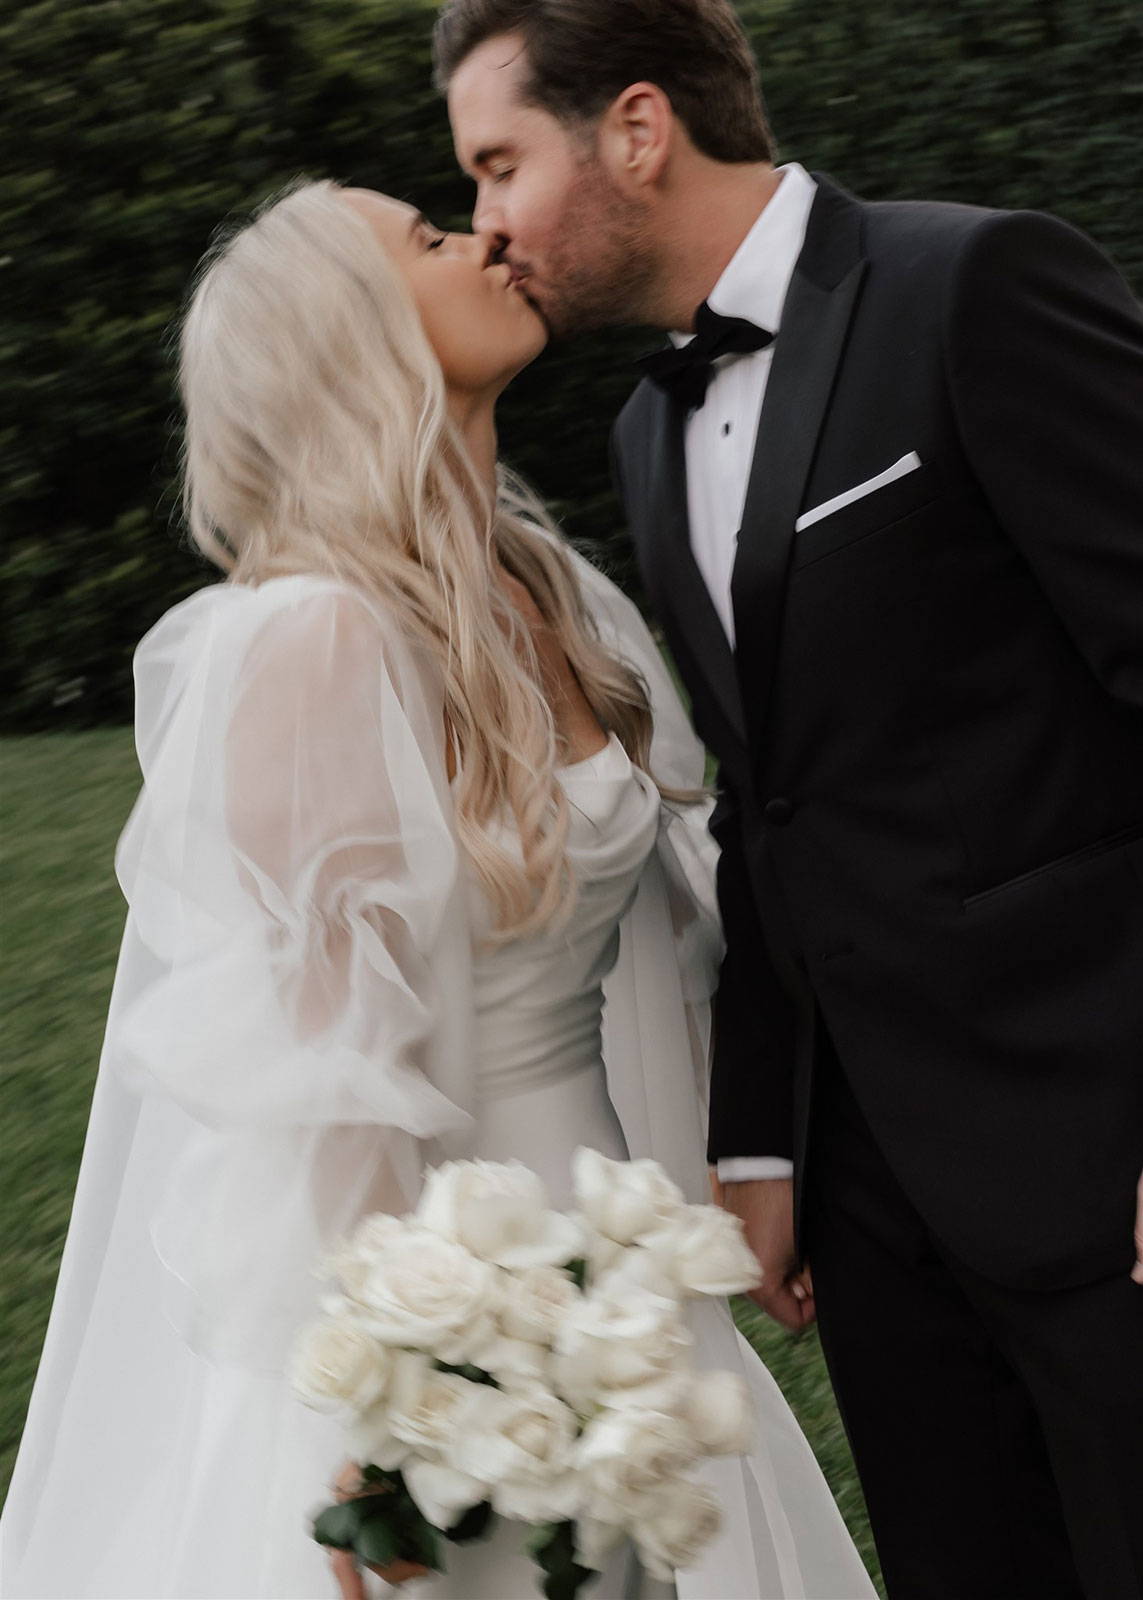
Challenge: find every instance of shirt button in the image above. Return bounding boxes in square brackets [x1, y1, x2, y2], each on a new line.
[722, 421, 732, 436]
[764, 797, 796, 827]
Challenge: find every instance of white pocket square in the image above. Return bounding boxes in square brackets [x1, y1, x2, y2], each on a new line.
[795, 451, 923, 532]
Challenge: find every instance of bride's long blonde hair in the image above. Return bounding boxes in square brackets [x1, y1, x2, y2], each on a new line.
[179, 179, 677, 940]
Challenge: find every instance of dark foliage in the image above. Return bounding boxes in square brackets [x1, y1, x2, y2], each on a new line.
[2, 0, 1139, 726]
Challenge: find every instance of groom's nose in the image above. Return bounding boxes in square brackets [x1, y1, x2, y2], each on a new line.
[472, 189, 510, 253]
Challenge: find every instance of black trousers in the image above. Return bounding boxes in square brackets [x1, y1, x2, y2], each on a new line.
[804, 1035, 1143, 1600]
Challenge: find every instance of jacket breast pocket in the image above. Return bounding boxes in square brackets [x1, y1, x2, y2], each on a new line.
[791, 458, 944, 570]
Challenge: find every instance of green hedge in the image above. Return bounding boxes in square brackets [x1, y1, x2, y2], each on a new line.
[2, 0, 1139, 726]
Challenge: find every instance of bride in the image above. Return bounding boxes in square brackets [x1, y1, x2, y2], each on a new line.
[0, 182, 874, 1600]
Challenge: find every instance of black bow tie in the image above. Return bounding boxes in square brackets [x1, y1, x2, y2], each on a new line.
[638, 301, 774, 412]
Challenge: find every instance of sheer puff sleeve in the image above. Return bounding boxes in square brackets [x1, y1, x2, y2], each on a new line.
[106, 576, 474, 1365]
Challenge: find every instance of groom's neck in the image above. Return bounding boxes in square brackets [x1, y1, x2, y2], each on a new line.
[647, 160, 781, 333]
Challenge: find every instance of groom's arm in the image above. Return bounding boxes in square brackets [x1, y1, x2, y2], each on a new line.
[707, 777, 799, 1167]
[709, 777, 815, 1329]
[608, 421, 800, 1167]
[948, 209, 1143, 710]
[948, 210, 1143, 1287]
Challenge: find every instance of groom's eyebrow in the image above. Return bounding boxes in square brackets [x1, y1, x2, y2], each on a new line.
[470, 143, 514, 171]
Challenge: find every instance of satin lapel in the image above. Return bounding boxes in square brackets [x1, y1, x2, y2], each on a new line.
[730, 179, 867, 758]
[631, 384, 746, 749]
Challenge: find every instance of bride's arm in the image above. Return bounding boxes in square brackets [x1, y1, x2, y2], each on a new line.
[108, 581, 470, 1367]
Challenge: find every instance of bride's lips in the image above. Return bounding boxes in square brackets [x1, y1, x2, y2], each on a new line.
[490, 261, 526, 295]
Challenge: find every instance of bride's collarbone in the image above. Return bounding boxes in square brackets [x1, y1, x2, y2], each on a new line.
[441, 584, 609, 779]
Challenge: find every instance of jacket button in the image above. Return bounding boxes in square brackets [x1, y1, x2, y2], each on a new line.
[764, 797, 796, 827]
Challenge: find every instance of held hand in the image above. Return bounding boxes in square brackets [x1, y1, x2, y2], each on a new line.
[327, 1461, 430, 1598]
[1132, 1170, 1143, 1285]
[713, 1175, 816, 1333]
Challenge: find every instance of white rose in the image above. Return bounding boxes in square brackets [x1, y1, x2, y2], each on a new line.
[574, 1516, 626, 1574]
[572, 1148, 685, 1246]
[389, 1367, 489, 1459]
[595, 1241, 682, 1302]
[289, 1317, 391, 1415]
[643, 1204, 762, 1297]
[356, 1229, 499, 1363]
[450, 1385, 581, 1523]
[350, 1211, 409, 1255]
[575, 1407, 697, 1519]
[403, 1458, 489, 1531]
[498, 1263, 579, 1344]
[582, 1227, 629, 1283]
[324, 1213, 409, 1301]
[416, 1160, 583, 1270]
[632, 1476, 723, 1580]
[682, 1370, 755, 1455]
[347, 1349, 432, 1468]
[475, 1330, 552, 1390]
[554, 1280, 691, 1410]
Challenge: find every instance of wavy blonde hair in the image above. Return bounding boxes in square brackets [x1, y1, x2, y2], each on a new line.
[179, 179, 683, 940]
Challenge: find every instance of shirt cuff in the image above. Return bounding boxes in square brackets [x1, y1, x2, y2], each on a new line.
[716, 1156, 795, 1182]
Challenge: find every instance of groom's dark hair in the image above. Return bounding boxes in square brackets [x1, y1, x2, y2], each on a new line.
[433, 0, 774, 165]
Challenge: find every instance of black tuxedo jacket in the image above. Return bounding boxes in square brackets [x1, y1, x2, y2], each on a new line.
[611, 177, 1143, 1291]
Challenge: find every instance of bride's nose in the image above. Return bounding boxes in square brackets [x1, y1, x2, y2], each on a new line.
[455, 231, 501, 270]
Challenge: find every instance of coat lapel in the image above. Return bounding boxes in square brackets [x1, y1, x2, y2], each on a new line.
[627, 384, 747, 752]
[730, 177, 868, 757]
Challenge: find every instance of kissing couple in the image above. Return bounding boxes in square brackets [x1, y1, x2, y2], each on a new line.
[4, 2, 1142, 1598]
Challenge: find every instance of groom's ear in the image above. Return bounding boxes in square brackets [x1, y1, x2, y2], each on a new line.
[598, 82, 673, 192]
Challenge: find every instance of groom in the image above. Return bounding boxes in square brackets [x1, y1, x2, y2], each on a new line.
[435, 1, 1143, 1595]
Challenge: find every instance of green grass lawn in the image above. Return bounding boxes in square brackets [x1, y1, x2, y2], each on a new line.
[0, 731, 883, 1595]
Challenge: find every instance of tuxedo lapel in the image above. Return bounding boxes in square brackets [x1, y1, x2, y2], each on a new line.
[630, 385, 747, 750]
[730, 178, 867, 757]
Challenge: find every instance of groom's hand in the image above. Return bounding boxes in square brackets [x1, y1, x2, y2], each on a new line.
[713, 1175, 816, 1333]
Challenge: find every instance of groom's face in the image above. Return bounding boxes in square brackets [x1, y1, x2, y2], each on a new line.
[448, 34, 656, 338]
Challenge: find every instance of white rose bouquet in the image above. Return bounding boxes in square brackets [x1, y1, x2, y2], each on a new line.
[293, 1148, 761, 1599]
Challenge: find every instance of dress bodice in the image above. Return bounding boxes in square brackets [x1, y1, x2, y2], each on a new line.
[465, 734, 661, 1099]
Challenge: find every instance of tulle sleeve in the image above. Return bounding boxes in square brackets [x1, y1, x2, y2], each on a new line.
[105, 576, 474, 1365]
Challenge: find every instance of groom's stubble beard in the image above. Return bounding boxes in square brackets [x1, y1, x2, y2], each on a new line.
[529, 156, 660, 340]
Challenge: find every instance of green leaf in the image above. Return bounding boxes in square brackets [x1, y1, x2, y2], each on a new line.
[528, 1522, 598, 1600]
[564, 1258, 589, 1291]
[312, 1501, 362, 1550]
[525, 1521, 561, 1559]
[360, 1463, 403, 1490]
[542, 1568, 598, 1600]
[405, 1518, 445, 1571]
[444, 1499, 495, 1544]
[355, 1513, 399, 1569]
[434, 1361, 500, 1387]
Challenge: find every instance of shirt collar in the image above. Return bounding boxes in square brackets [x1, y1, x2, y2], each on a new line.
[670, 162, 817, 347]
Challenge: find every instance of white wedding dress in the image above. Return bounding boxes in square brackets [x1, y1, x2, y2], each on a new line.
[0, 552, 875, 1600]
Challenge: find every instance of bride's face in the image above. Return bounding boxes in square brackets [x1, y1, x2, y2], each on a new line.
[344, 189, 547, 394]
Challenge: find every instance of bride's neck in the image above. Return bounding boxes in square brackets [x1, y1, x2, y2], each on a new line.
[448, 389, 498, 508]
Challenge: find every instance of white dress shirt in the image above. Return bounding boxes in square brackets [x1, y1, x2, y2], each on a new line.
[675, 162, 818, 1182]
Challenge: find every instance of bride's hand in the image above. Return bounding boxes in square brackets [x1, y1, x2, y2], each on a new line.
[327, 1462, 431, 1596]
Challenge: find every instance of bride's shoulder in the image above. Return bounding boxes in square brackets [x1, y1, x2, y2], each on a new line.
[136, 573, 402, 668]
